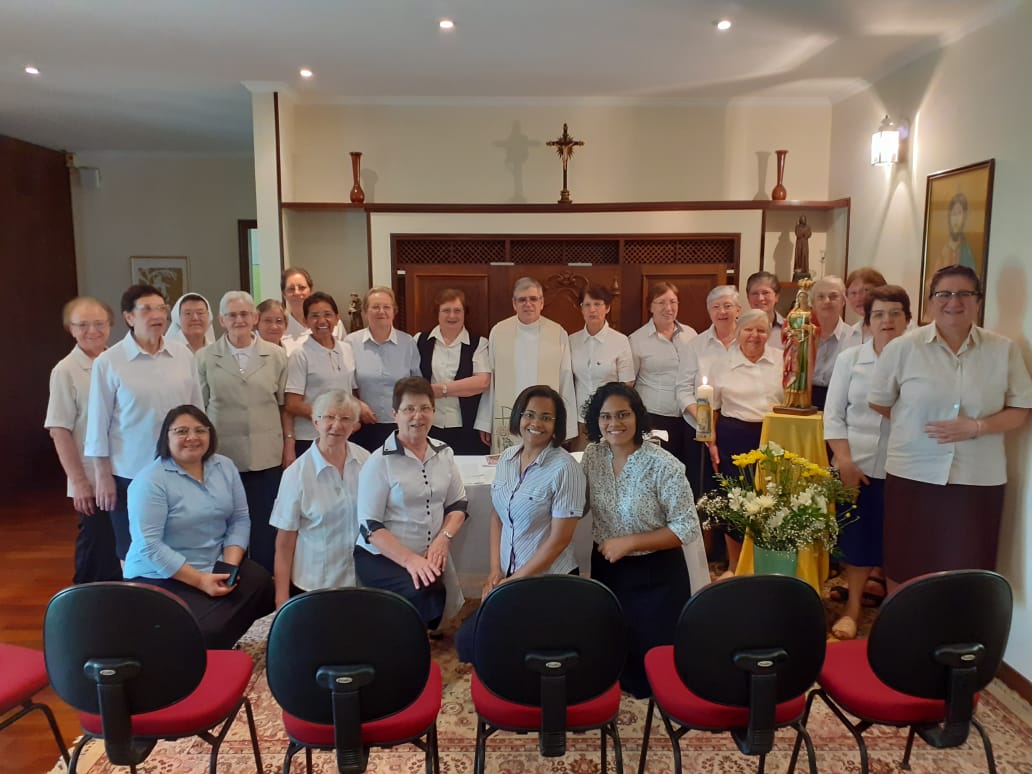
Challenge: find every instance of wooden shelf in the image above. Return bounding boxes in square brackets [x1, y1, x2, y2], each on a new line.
[280, 198, 851, 213]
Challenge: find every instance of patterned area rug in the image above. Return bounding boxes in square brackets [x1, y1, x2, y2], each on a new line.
[51, 589, 1032, 774]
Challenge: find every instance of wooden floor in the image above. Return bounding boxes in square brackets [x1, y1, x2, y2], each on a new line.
[1, 489, 85, 773]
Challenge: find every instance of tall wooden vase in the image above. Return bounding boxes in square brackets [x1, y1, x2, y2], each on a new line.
[349, 151, 365, 204]
[771, 149, 788, 201]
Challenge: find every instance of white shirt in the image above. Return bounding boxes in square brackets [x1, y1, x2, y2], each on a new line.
[814, 318, 862, 387]
[416, 326, 490, 429]
[768, 312, 786, 350]
[44, 346, 98, 497]
[492, 444, 584, 576]
[285, 335, 357, 441]
[629, 319, 698, 417]
[869, 324, 1032, 486]
[823, 340, 889, 479]
[282, 316, 347, 355]
[84, 332, 203, 478]
[475, 316, 579, 442]
[569, 323, 635, 421]
[227, 337, 255, 372]
[710, 345, 784, 423]
[675, 326, 733, 429]
[269, 441, 370, 590]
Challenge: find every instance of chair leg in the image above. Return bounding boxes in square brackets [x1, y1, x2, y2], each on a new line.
[657, 704, 685, 774]
[901, 726, 917, 770]
[242, 697, 264, 773]
[67, 734, 90, 774]
[792, 721, 819, 774]
[756, 752, 765, 774]
[807, 689, 872, 774]
[282, 740, 299, 774]
[637, 697, 656, 774]
[425, 722, 440, 774]
[972, 717, 997, 774]
[600, 727, 608, 773]
[474, 718, 488, 774]
[610, 719, 625, 774]
[305, 744, 314, 773]
[787, 690, 819, 774]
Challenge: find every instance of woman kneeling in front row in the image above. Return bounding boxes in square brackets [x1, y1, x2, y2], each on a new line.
[123, 405, 274, 649]
[582, 382, 709, 698]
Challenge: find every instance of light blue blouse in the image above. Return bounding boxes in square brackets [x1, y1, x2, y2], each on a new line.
[123, 453, 250, 579]
[345, 328, 421, 422]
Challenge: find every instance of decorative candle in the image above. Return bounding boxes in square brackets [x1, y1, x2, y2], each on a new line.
[695, 377, 714, 442]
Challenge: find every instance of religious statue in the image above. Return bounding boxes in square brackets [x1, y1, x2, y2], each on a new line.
[793, 215, 812, 276]
[347, 292, 363, 333]
[775, 278, 818, 414]
[546, 123, 584, 204]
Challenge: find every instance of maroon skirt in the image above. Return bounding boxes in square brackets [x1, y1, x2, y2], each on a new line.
[883, 473, 1005, 582]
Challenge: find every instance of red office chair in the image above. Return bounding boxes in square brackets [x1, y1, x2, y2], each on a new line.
[789, 569, 1012, 774]
[639, 574, 826, 774]
[266, 588, 442, 774]
[0, 643, 69, 764]
[470, 575, 626, 774]
[43, 582, 262, 774]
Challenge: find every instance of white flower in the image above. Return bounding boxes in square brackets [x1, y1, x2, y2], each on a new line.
[767, 441, 785, 457]
[755, 494, 777, 512]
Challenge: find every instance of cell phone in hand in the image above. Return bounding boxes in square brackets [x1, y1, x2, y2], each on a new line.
[213, 560, 240, 586]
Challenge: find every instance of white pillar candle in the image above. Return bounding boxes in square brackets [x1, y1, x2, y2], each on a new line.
[695, 377, 715, 442]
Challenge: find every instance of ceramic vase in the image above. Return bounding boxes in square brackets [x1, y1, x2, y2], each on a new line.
[349, 151, 365, 204]
[771, 149, 788, 201]
[753, 545, 797, 576]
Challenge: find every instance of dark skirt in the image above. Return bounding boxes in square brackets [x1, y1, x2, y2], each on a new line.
[883, 474, 1005, 582]
[351, 423, 397, 453]
[354, 546, 445, 628]
[716, 416, 763, 542]
[836, 476, 885, 567]
[239, 466, 283, 574]
[110, 475, 133, 560]
[129, 558, 274, 650]
[591, 546, 692, 699]
[647, 413, 704, 495]
[73, 508, 122, 584]
[428, 425, 489, 456]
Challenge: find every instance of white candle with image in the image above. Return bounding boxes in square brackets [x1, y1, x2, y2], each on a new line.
[695, 377, 714, 442]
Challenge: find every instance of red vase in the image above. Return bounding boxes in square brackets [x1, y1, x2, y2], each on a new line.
[349, 151, 365, 204]
[771, 149, 788, 201]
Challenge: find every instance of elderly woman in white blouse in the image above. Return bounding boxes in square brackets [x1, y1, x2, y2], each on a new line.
[270, 390, 370, 609]
[354, 377, 469, 629]
[697, 308, 783, 572]
[582, 382, 708, 698]
[569, 285, 634, 449]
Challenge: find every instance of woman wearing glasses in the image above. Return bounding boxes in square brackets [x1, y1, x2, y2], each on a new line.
[166, 293, 215, 353]
[270, 390, 369, 609]
[455, 384, 585, 661]
[123, 405, 274, 649]
[285, 292, 357, 458]
[197, 291, 291, 573]
[355, 377, 469, 629]
[346, 286, 421, 452]
[581, 382, 709, 697]
[870, 264, 1032, 587]
[85, 284, 203, 562]
[45, 296, 122, 583]
[810, 276, 862, 409]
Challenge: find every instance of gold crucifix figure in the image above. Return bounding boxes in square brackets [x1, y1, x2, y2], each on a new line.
[546, 123, 584, 204]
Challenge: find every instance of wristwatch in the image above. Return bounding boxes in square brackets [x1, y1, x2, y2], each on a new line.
[442, 383, 449, 396]
[442, 529, 454, 540]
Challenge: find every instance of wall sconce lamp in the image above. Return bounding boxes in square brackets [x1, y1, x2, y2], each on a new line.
[871, 115, 909, 166]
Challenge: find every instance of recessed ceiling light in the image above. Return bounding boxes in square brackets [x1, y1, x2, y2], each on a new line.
[299, 67, 313, 79]
[24, 65, 40, 76]
[439, 19, 455, 30]
[715, 19, 732, 31]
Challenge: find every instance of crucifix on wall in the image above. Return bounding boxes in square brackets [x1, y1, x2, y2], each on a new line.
[546, 123, 584, 204]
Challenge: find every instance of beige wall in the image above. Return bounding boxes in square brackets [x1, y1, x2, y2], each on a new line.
[71, 153, 257, 338]
[829, 2, 1032, 678]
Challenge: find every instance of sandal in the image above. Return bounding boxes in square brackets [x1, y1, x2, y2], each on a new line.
[861, 576, 887, 607]
[831, 615, 858, 640]
[828, 585, 848, 603]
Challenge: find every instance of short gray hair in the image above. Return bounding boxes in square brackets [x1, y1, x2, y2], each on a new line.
[312, 390, 360, 420]
[706, 285, 741, 308]
[219, 290, 255, 316]
[736, 308, 771, 332]
[512, 277, 543, 299]
[813, 276, 846, 296]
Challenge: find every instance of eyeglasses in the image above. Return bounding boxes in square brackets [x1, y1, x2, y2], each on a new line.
[169, 426, 210, 437]
[598, 410, 633, 422]
[814, 293, 843, 302]
[134, 304, 169, 314]
[398, 405, 434, 416]
[515, 295, 542, 304]
[870, 309, 907, 319]
[931, 290, 980, 300]
[520, 410, 556, 423]
[367, 305, 394, 314]
[180, 309, 209, 319]
[223, 311, 253, 320]
[318, 413, 355, 424]
[69, 321, 110, 331]
[284, 284, 310, 294]
[708, 303, 738, 313]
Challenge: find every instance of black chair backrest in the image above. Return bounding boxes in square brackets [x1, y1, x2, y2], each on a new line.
[43, 582, 207, 766]
[673, 575, 826, 755]
[867, 570, 1012, 748]
[472, 575, 625, 757]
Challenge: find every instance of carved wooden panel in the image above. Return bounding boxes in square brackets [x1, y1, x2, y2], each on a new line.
[623, 237, 738, 265]
[510, 239, 620, 264]
[629, 263, 728, 333]
[394, 236, 506, 264]
[401, 264, 492, 337]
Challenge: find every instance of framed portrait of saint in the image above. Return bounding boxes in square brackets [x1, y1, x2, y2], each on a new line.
[919, 159, 994, 323]
[129, 256, 189, 303]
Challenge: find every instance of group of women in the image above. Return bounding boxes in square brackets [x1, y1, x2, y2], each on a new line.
[46, 261, 1031, 671]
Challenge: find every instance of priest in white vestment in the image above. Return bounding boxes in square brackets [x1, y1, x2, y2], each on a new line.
[475, 277, 578, 452]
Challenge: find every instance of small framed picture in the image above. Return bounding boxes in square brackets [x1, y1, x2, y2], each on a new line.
[129, 256, 190, 302]
[919, 160, 994, 323]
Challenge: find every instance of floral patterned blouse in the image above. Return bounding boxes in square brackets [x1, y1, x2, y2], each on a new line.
[581, 440, 702, 552]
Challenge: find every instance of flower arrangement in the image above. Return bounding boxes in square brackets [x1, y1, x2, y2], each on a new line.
[697, 442, 856, 553]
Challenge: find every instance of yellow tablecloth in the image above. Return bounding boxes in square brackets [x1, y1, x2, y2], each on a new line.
[735, 411, 829, 593]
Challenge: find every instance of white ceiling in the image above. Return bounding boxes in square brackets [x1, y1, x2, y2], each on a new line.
[0, 0, 1019, 152]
